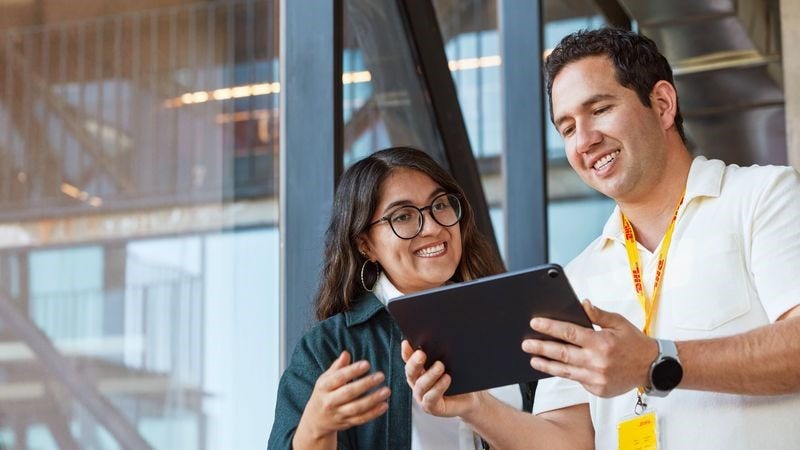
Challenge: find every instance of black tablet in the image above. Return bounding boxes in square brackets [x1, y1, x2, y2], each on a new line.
[387, 263, 591, 395]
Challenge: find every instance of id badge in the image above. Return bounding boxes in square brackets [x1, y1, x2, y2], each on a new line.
[617, 410, 659, 450]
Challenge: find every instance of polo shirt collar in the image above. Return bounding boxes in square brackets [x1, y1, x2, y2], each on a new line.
[595, 155, 725, 249]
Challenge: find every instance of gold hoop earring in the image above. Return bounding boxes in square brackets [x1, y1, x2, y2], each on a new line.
[360, 259, 380, 292]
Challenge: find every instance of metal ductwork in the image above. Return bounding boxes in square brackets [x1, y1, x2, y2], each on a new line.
[618, 0, 786, 165]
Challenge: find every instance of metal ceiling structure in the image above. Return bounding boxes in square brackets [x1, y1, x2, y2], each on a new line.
[620, 0, 786, 165]
[433, 0, 787, 167]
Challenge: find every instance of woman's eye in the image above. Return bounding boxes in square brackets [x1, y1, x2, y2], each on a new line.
[392, 213, 413, 224]
[432, 201, 448, 211]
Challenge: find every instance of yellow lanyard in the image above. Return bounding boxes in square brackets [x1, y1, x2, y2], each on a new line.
[621, 194, 684, 337]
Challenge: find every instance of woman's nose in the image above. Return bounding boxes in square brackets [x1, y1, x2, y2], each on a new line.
[418, 208, 441, 236]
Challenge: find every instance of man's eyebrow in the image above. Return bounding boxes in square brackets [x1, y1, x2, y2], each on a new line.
[554, 94, 618, 128]
[381, 187, 447, 214]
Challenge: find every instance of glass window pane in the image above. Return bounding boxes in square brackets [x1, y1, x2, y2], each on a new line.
[544, 7, 613, 265]
[0, 1, 279, 449]
[343, 0, 448, 167]
[430, 1, 617, 266]
[431, 0, 503, 255]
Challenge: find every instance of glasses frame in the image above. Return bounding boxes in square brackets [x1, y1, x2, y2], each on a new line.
[368, 192, 462, 240]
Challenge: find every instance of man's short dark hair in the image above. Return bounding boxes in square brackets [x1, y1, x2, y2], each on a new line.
[544, 27, 686, 142]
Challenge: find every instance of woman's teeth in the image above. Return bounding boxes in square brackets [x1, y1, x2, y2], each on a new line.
[415, 243, 446, 257]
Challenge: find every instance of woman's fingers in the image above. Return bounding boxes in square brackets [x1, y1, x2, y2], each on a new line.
[331, 350, 351, 369]
[343, 400, 390, 427]
[401, 340, 414, 362]
[404, 349, 428, 387]
[327, 371, 386, 406]
[317, 359, 371, 391]
[421, 371, 451, 410]
[336, 385, 391, 420]
[303, 352, 392, 434]
[411, 360, 446, 403]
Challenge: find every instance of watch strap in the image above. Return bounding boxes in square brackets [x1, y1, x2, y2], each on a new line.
[646, 338, 682, 397]
[658, 338, 679, 362]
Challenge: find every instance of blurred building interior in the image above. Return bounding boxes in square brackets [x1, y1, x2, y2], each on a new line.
[0, 0, 795, 449]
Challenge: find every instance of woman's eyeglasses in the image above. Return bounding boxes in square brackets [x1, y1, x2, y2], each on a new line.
[368, 193, 462, 240]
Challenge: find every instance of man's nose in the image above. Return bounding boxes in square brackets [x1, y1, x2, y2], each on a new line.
[575, 123, 602, 154]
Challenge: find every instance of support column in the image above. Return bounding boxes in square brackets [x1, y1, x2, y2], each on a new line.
[279, 0, 342, 367]
[781, 0, 800, 171]
[499, 0, 548, 269]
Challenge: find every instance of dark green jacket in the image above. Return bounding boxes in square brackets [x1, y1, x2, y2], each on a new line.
[267, 293, 535, 449]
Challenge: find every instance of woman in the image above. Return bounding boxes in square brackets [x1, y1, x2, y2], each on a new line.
[268, 147, 534, 449]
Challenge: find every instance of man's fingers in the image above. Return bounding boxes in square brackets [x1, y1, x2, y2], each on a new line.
[521, 338, 585, 367]
[530, 356, 616, 396]
[528, 356, 592, 383]
[581, 299, 594, 318]
[583, 300, 623, 328]
[530, 316, 593, 346]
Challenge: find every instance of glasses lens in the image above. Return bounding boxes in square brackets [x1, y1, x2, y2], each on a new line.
[389, 207, 422, 239]
[431, 194, 461, 227]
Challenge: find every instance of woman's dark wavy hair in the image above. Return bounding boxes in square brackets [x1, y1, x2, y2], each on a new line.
[314, 146, 505, 320]
[544, 27, 686, 142]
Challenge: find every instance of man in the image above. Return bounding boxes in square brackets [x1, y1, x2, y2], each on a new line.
[403, 28, 800, 449]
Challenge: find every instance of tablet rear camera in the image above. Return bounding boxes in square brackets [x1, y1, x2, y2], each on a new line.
[547, 268, 559, 278]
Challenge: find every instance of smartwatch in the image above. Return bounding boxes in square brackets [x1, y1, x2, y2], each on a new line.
[646, 338, 683, 397]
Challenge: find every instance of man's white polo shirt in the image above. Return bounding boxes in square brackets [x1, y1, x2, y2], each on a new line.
[533, 157, 800, 450]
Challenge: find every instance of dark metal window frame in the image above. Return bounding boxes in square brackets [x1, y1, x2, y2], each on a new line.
[499, 0, 548, 269]
[279, 0, 343, 366]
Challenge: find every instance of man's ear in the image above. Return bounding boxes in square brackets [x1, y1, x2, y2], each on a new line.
[651, 80, 678, 131]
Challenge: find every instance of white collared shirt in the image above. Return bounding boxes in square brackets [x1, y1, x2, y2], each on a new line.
[374, 273, 523, 449]
[534, 157, 800, 449]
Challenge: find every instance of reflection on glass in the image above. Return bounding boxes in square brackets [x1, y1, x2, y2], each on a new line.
[543, 14, 614, 265]
[430, 0, 615, 265]
[0, 1, 279, 449]
[342, 0, 449, 168]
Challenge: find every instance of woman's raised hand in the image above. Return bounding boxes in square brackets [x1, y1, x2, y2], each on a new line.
[294, 351, 390, 448]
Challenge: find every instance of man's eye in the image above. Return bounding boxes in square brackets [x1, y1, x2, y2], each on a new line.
[593, 106, 610, 115]
[561, 126, 574, 137]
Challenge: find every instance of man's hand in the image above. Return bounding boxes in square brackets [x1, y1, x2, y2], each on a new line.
[401, 340, 481, 417]
[521, 300, 658, 397]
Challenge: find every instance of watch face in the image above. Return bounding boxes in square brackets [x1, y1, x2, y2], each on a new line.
[652, 357, 683, 391]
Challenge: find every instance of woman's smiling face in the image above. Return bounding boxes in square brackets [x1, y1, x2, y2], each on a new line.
[359, 168, 463, 294]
